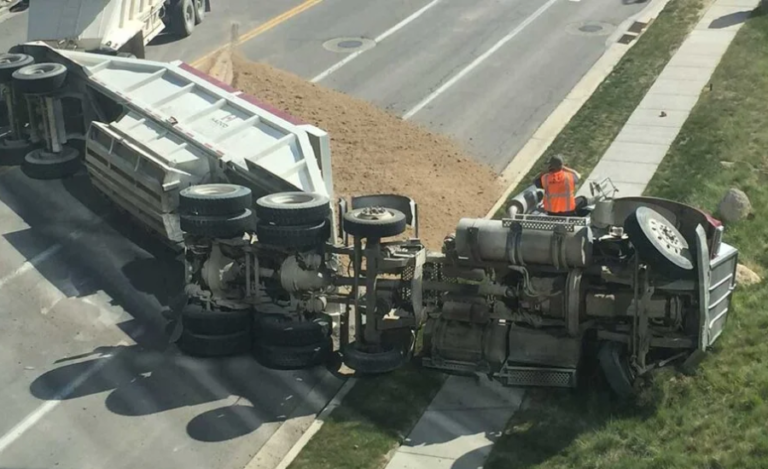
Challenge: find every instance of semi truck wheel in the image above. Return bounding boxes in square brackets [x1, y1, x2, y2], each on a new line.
[21, 146, 80, 180]
[176, 329, 251, 357]
[342, 342, 407, 374]
[255, 192, 331, 226]
[624, 206, 694, 276]
[254, 313, 331, 347]
[256, 219, 330, 249]
[343, 207, 406, 239]
[253, 339, 332, 370]
[172, 0, 196, 37]
[12, 63, 67, 94]
[179, 208, 254, 238]
[180, 303, 252, 336]
[194, 0, 205, 24]
[0, 53, 34, 83]
[598, 341, 637, 399]
[179, 184, 253, 216]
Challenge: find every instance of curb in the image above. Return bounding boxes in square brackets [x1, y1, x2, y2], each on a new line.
[483, 0, 673, 219]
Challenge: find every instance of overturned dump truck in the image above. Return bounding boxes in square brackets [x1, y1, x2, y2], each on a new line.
[0, 44, 739, 397]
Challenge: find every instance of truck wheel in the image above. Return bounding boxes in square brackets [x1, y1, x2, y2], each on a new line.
[253, 339, 332, 370]
[343, 207, 406, 239]
[256, 219, 330, 249]
[177, 329, 251, 357]
[12, 63, 67, 94]
[180, 208, 253, 238]
[0, 53, 34, 83]
[255, 192, 330, 226]
[194, 0, 205, 24]
[598, 341, 637, 399]
[21, 146, 81, 180]
[172, 0, 196, 37]
[179, 184, 252, 216]
[181, 304, 252, 335]
[342, 342, 407, 375]
[624, 206, 694, 276]
[255, 314, 331, 347]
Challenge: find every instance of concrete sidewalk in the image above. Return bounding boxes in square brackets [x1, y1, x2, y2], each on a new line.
[386, 0, 759, 468]
[578, 0, 759, 197]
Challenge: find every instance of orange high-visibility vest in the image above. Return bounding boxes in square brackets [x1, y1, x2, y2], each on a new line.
[541, 170, 576, 213]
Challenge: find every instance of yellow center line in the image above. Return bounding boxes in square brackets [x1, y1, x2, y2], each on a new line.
[190, 0, 323, 68]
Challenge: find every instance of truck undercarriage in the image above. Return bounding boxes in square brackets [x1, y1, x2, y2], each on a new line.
[0, 44, 739, 397]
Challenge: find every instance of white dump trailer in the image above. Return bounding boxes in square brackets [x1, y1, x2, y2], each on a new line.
[26, 0, 209, 58]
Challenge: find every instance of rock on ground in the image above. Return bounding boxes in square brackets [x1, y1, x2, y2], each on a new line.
[736, 264, 762, 286]
[717, 188, 751, 223]
[225, 55, 502, 249]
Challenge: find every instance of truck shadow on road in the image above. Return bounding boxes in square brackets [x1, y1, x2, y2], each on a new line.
[28, 319, 336, 443]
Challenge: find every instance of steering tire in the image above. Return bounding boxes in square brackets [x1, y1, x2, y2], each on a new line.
[12, 63, 68, 94]
[172, 0, 195, 37]
[598, 341, 637, 399]
[180, 208, 254, 238]
[21, 146, 81, 180]
[179, 184, 252, 216]
[0, 53, 34, 83]
[256, 219, 330, 249]
[624, 206, 694, 275]
[343, 207, 406, 239]
[253, 339, 332, 370]
[255, 192, 331, 226]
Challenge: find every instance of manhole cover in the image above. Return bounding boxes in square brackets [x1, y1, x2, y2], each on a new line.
[566, 21, 614, 37]
[579, 24, 604, 33]
[323, 37, 376, 54]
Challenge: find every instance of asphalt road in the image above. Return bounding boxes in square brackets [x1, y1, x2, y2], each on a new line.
[0, 0, 648, 468]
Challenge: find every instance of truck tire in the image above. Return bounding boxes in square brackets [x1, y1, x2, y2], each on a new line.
[343, 207, 406, 239]
[255, 192, 330, 226]
[254, 314, 331, 347]
[181, 304, 252, 336]
[21, 146, 81, 180]
[179, 184, 252, 216]
[624, 206, 694, 276]
[253, 339, 332, 370]
[598, 341, 637, 399]
[0, 53, 34, 83]
[256, 219, 330, 249]
[177, 329, 251, 357]
[12, 63, 68, 94]
[180, 208, 254, 238]
[172, 0, 196, 37]
[342, 342, 407, 375]
[194, 0, 205, 24]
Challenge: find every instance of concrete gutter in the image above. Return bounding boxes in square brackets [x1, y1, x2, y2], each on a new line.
[484, 0, 673, 219]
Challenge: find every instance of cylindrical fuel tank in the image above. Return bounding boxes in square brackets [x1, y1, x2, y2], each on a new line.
[454, 218, 593, 268]
[427, 318, 509, 370]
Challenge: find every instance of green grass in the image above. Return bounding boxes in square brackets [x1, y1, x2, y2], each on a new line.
[494, 0, 709, 218]
[486, 6, 768, 468]
[288, 364, 445, 469]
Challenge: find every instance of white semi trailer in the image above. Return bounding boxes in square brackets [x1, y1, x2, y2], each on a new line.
[26, 0, 210, 58]
[0, 44, 740, 398]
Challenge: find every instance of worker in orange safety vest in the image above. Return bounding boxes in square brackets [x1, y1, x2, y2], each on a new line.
[533, 155, 584, 216]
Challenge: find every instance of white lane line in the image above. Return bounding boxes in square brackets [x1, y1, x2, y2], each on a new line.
[0, 339, 134, 454]
[402, 0, 561, 120]
[310, 0, 443, 83]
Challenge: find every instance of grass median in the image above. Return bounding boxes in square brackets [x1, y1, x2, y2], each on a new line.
[486, 5, 768, 468]
[494, 0, 709, 218]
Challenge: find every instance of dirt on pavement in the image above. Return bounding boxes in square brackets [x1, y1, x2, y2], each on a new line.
[215, 55, 502, 249]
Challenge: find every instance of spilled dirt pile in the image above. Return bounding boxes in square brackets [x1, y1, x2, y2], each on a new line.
[224, 55, 501, 249]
